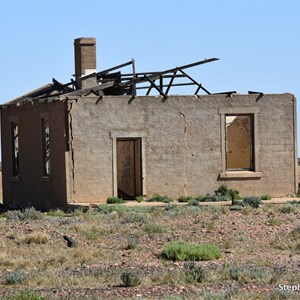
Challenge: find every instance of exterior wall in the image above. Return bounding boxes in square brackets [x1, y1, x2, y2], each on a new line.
[1, 101, 67, 210]
[67, 93, 297, 203]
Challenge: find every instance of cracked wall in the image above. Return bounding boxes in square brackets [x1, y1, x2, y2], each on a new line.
[66, 93, 297, 203]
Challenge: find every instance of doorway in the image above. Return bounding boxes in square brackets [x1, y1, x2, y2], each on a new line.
[116, 138, 142, 199]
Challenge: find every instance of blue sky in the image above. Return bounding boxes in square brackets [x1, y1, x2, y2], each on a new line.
[1, 0, 300, 151]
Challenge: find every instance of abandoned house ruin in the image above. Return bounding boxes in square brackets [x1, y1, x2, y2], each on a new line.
[0, 37, 297, 210]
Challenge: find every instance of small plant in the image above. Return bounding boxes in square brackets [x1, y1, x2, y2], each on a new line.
[6, 207, 43, 221]
[228, 265, 273, 284]
[242, 196, 261, 208]
[177, 196, 193, 202]
[291, 225, 300, 238]
[278, 205, 295, 214]
[183, 261, 206, 283]
[144, 223, 165, 234]
[260, 194, 272, 200]
[267, 218, 282, 226]
[6, 291, 45, 300]
[126, 235, 140, 250]
[196, 194, 228, 202]
[5, 271, 26, 285]
[121, 270, 142, 287]
[96, 204, 129, 214]
[161, 241, 221, 261]
[21, 232, 50, 244]
[188, 199, 200, 206]
[148, 194, 173, 203]
[135, 196, 144, 203]
[106, 196, 125, 204]
[123, 212, 148, 223]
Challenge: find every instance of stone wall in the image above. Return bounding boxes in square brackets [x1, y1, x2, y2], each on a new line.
[66, 93, 297, 203]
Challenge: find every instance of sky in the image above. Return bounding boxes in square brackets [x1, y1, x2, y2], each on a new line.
[0, 0, 299, 151]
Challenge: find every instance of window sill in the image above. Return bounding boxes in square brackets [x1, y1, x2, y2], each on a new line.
[41, 176, 52, 182]
[219, 171, 262, 179]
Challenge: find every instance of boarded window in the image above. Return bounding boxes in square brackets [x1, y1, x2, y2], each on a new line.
[11, 122, 19, 177]
[225, 114, 254, 170]
[41, 118, 51, 176]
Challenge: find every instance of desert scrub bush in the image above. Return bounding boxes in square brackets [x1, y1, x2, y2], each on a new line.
[260, 194, 272, 200]
[96, 204, 129, 214]
[162, 241, 221, 261]
[267, 218, 282, 226]
[121, 269, 142, 287]
[144, 223, 165, 234]
[5, 271, 26, 285]
[242, 196, 262, 208]
[177, 195, 193, 202]
[21, 232, 50, 244]
[148, 194, 173, 203]
[5, 291, 46, 300]
[188, 199, 200, 206]
[291, 225, 300, 238]
[227, 265, 273, 284]
[196, 194, 229, 202]
[126, 235, 140, 250]
[183, 261, 206, 283]
[123, 212, 148, 223]
[106, 196, 125, 204]
[6, 207, 43, 221]
[278, 205, 295, 214]
[135, 196, 144, 203]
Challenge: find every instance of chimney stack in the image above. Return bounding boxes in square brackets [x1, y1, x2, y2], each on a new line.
[74, 37, 97, 89]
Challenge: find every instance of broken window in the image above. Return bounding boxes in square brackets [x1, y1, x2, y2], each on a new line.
[225, 114, 254, 170]
[41, 118, 51, 176]
[11, 122, 19, 177]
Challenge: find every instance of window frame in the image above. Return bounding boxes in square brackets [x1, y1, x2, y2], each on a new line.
[219, 107, 262, 179]
[10, 117, 20, 180]
[40, 113, 51, 180]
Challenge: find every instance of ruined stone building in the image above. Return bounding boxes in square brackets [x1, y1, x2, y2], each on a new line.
[0, 38, 297, 210]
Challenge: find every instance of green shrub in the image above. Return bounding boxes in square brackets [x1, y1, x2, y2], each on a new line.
[96, 204, 129, 214]
[260, 194, 272, 200]
[291, 225, 300, 238]
[161, 241, 221, 261]
[196, 194, 228, 202]
[6, 207, 43, 221]
[148, 194, 173, 203]
[135, 196, 144, 203]
[279, 205, 295, 214]
[5, 271, 26, 285]
[267, 218, 282, 226]
[188, 199, 200, 206]
[242, 196, 262, 208]
[144, 223, 165, 234]
[183, 261, 206, 283]
[177, 196, 193, 202]
[121, 270, 142, 287]
[106, 196, 125, 204]
[123, 212, 148, 223]
[228, 265, 273, 284]
[126, 235, 140, 250]
[6, 291, 45, 300]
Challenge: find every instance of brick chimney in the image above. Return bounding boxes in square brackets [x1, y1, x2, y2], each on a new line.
[74, 37, 97, 89]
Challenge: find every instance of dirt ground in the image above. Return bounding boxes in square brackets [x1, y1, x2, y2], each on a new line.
[1, 201, 300, 299]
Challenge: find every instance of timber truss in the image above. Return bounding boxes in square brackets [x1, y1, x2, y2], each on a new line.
[8, 57, 241, 105]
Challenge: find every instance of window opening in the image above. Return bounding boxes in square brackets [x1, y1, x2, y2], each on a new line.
[41, 118, 51, 176]
[225, 114, 254, 171]
[11, 122, 19, 177]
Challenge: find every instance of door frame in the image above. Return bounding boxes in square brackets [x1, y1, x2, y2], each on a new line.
[111, 131, 147, 198]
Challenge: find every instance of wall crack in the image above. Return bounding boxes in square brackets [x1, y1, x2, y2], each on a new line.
[67, 102, 76, 196]
[180, 111, 188, 195]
